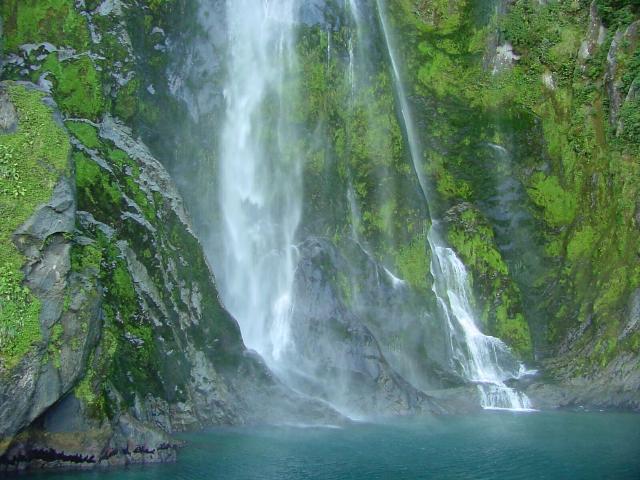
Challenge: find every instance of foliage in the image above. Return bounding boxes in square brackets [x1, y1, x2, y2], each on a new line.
[495, 0, 640, 370]
[446, 204, 532, 358]
[0, 85, 69, 370]
[527, 174, 577, 227]
[394, 234, 430, 292]
[0, 0, 90, 52]
[36, 54, 104, 120]
[594, 0, 640, 27]
[65, 121, 101, 150]
[295, 23, 427, 275]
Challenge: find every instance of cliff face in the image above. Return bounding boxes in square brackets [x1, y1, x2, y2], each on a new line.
[0, 0, 639, 472]
[152, 0, 639, 412]
[386, 0, 640, 407]
[0, 1, 335, 472]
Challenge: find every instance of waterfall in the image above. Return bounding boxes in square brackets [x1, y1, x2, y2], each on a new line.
[212, 0, 533, 413]
[217, 0, 301, 363]
[375, 0, 533, 410]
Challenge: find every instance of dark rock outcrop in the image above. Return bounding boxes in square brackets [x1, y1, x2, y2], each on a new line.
[1, 93, 339, 473]
[281, 237, 450, 417]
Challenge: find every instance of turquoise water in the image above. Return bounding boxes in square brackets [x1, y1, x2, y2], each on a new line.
[29, 412, 640, 479]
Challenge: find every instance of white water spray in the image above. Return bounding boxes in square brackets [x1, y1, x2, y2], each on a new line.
[217, 0, 301, 363]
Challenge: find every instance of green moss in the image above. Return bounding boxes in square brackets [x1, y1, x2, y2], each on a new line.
[618, 97, 640, 147]
[0, 0, 90, 52]
[566, 226, 598, 263]
[428, 151, 473, 201]
[495, 307, 531, 359]
[111, 263, 137, 308]
[113, 78, 140, 122]
[527, 174, 577, 227]
[394, 234, 429, 291]
[593, 266, 629, 315]
[0, 266, 42, 370]
[66, 121, 155, 222]
[71, 241, 103, 274]
[124, 176, 156, 221]
[74, 151, 123, 213]
[74, 353, 107, 420]
[48, 323, 64, 369]
[65, 121, 100, 150]
[108, 149, 131, 169]
[37, 54, 104, 120]
[0, 84, 70, 370]
[447, 207, 508, 278]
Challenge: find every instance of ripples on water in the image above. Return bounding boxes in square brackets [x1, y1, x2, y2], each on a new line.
[29, 412, 640, 480]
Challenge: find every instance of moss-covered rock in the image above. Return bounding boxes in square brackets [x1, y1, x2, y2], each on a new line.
[0, 82, 103, 464]
[445, 203, 532, 359]
[387, 0, 639, 396]
[1, 2, 340, 472]
[0, 83, 70, 371]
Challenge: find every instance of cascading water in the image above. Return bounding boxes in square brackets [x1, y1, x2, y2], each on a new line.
[375, 0, 533, 410]
[213, 0, 533, 414]
[217, 0, 301, 363]
[429, 234, 534, 410]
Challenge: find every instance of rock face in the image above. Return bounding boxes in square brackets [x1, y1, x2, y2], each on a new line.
[0, 84, 101, 460]
[0, 90, 338, 472]
[605, 20, 639, 131]
[379, 0, 640, 411]
[0, 1, 341, 472]
[282, 237, 448, 417]
[1, 2, 639, 473]
[0, 89, 17, 133]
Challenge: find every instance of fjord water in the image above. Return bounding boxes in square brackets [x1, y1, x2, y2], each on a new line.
[30, 413, 640, 480]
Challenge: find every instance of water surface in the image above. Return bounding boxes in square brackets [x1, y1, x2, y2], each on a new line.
[30, 412, 640, 480]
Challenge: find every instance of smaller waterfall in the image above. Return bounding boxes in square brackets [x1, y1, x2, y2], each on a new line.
[376, 0, 534, 410]
[429, 231, 533, 410]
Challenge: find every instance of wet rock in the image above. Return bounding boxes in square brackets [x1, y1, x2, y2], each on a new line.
[0, 87, 18, 133]
[605, 20, 640, 129]
[0, 83, 100, 461]
[97, 0, 125, 17]
[99, 115, 193, 230]
[491, 43, 520, 74]
[578, 1, 607, 64]
[282, 237, 447, 416]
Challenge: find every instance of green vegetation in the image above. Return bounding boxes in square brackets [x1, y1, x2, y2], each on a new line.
[36, 54, 104, 120]
[48, 323, 64, 369]
[65, 121, 101, 150]
[0, 85, 70, 370]
[497, 0, 640, 371]
[75, 151, 122, 211]
[74, 349, 109, 420]
[394, 234, 430, 292]
[446, 204, 532, 357]
[0, 0, 106, 122]
[387, 0, 639, 368]
[296, 23, 428, 277]
[527, 174, 577, 227]
[0, 0, 90, 51]
[595, 0, 640, 27]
